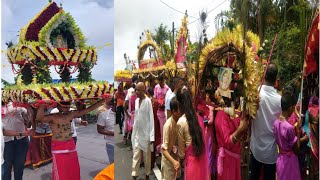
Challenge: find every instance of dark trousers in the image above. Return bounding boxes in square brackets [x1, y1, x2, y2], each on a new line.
[116, 106, 124, 132]
[73, 136, 77, 145]
[249, 153, 276, 180]
[3, 137, 29, 180]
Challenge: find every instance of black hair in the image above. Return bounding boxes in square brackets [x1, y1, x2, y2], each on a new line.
[168, 78, 175, 91]
[173, 77, 184, 90]
[281, 86, 297, 111]
[132, 75, 138, 84]
[158, 75, 164, 81]
[170, 97, 179, 112]
[147, 87, 154, 96]
[176, 87, 204, 157]
[265, 63, 278, 84]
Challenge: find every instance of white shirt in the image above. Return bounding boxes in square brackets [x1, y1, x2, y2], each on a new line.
[250, 85, 281, 164]
[125, 87, 135, 101]
[50, 108, 81, 137]
[164, 89, 173, 118]
[2, 103, 30, 142]
[165, 92, 176, 111]
[132, 97, 154, 152]
[97, 108, 115, 144]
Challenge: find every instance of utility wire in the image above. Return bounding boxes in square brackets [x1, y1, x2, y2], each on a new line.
[159, 0, 198, 19]
[188, 0, 228, 25]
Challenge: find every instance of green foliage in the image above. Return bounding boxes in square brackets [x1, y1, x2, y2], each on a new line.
[64, 12, 87, 49]
[21, 64, 33, 85]
[264, 23, 303, 80]
[152, 24, 172, 63]
[186, 41, 199, 64]
[59, 65, 71, 83]
[1, 79, 11, 86]
[216, 0, 315, 83]
[35, 60, 52, 84]
[50, 21, 76, 48]
[77, 62, 94, 82]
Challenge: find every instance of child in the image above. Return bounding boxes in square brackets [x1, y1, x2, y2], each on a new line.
[161, 97, 181, 180]
[273, 87, 308, 180]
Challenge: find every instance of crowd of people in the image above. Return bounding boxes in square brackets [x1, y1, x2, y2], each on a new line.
[1, 96, 114, 180]
[114, 63, 318, 180]
[0, 63, 318, 180]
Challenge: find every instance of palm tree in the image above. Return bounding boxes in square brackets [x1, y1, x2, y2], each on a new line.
[214, 10, 233, 31]
[152, 24, 171, 63]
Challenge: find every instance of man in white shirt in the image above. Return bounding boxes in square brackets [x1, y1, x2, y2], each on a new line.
[2, 102, 33, 180]
[250, 63, 281, 180]
[132, 82, 154, 180]
[164, 79, 173, 119]
[97, 99, 115, 164]
[165, 77, 184, 119]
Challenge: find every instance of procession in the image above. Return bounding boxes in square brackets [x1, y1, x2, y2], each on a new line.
[1, 0, 319, 180]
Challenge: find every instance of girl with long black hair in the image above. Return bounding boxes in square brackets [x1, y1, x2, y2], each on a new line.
[176, 87, 210, 180]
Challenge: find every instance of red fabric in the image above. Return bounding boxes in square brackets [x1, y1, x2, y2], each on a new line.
[26, 134, 52, 167]
[304, 14, 319, 76]
[1, 107, 5, 118]
[214, 110, 241, 180]
[176, 37, 187, 64]
[51, 139, 80, 180]
[130, 94, 137, 112]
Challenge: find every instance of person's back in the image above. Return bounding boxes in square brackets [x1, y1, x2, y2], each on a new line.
[273, 119, 301, 180]
[250, 63, 281, 180]
[251, 85, 281, 163]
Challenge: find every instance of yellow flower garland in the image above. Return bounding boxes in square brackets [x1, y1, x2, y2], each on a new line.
[2, 82, 112, 103]
[199, 25, 261, 118]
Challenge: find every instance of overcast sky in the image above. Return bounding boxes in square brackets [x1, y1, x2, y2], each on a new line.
[114, 0, 230, 70]
[1, 0, 114, 84]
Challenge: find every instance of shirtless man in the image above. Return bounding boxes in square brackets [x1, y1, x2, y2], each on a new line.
[36, 99, 107, 180]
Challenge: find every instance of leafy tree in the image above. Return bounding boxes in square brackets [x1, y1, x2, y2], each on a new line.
[152, 24, 172, 63]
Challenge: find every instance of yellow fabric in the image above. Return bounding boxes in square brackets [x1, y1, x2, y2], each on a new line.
[94, 163, 114, 180]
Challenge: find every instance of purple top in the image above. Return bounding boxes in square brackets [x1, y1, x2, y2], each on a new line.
[273, 119, 301, 180]
[273, 119, 298, 152]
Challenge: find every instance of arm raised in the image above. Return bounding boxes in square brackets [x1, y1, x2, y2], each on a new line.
[72, 99, 105, 118]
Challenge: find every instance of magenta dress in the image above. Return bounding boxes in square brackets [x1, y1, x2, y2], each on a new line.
[273, 119, 301, 180]
[214, 110, 241, 180]
[184, 114, 210, 180]
[201, 106, 217, 176]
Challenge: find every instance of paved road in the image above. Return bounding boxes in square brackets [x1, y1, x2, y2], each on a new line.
[114, 126, 160, 180]
[23, 123, 109, 180]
